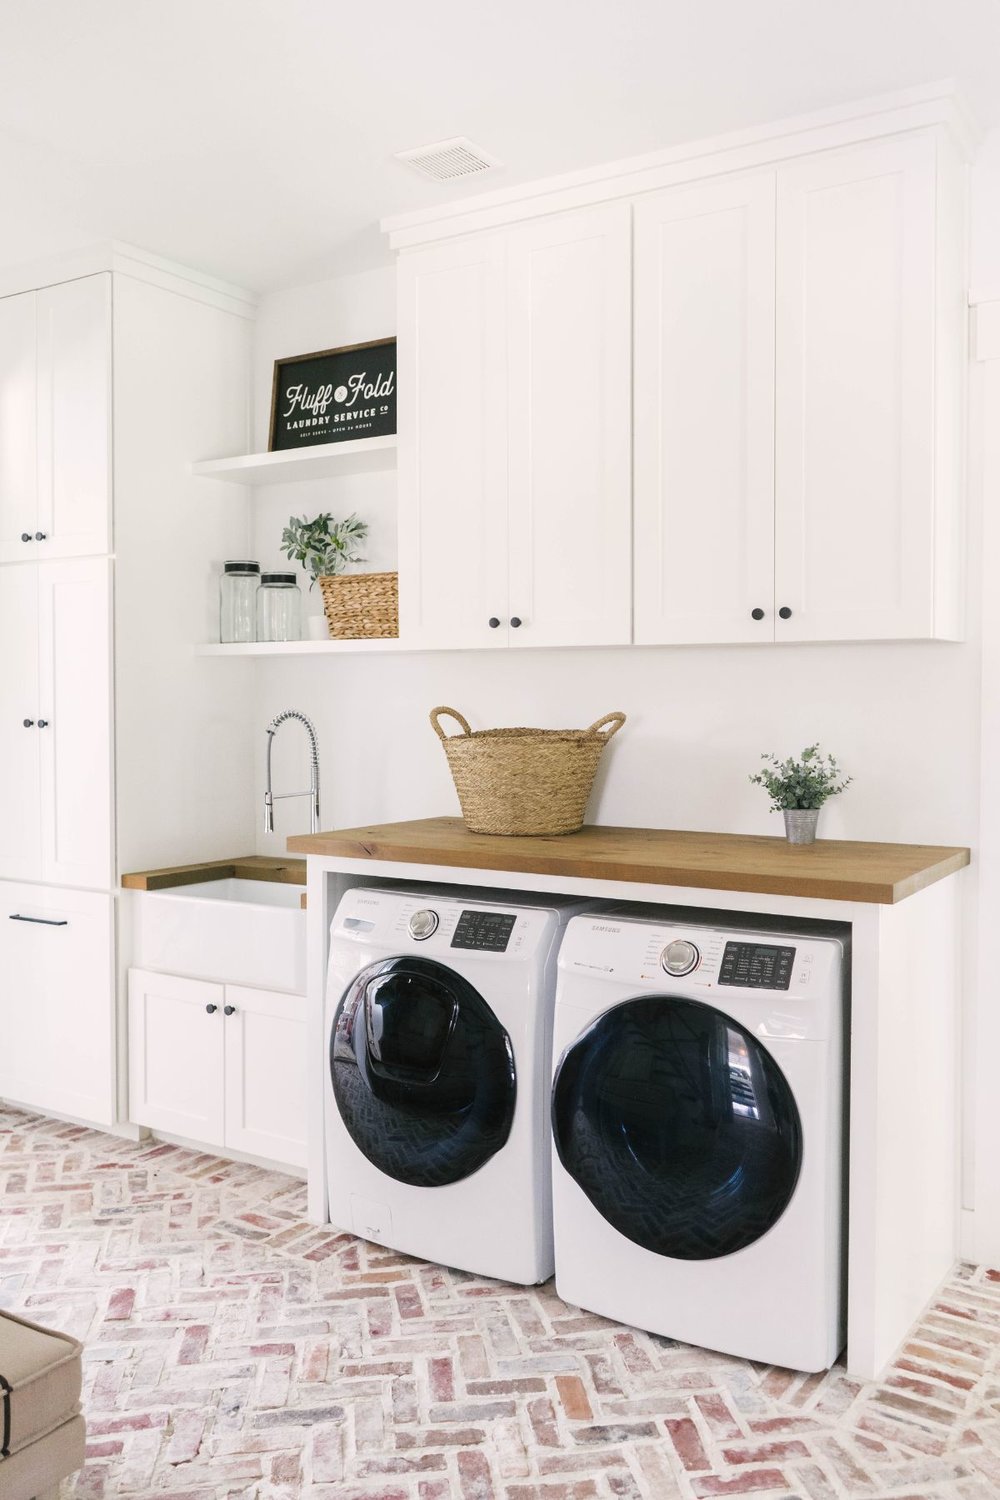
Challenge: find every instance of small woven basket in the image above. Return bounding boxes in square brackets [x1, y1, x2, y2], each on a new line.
[430, 706, 626, 836]
[319, 571, 399, 639]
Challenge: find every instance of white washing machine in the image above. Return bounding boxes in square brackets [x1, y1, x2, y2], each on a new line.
[551, 913, 845, 1371]
[325, 886, 589, 1285]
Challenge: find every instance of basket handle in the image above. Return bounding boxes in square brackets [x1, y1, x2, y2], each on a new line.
[430, 706, 473, 741]
[586, 711, 627, 740]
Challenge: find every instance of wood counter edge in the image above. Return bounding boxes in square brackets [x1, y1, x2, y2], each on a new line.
[286, 821, 971, 905]
[122, 855, 307, 891]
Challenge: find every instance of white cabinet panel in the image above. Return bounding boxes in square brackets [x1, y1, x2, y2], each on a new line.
[0, 883, 114, 1126]
[398, 236, 509, 649]
[506, 204, 632, 648]
[634, 175, 777, 644]
[128, 968, 226, 1146]
[37, 558, 113, 889]
[224, 985, 307, 1168]
[775, 134, 937, 641]
[0, 566, 42, 880]
[0, 293, 38, 563]
[35, 274, 112, 560]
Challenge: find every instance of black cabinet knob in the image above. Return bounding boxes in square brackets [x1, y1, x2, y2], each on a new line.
[205, 1003, 218, 1014]
[37, 719, 49, 729]
[20, 533, 31, 543]
[23, 719, 34, 728]
[34, 532, 46, 542]
[778, 606, 793, 620]
[510, 617, 522, 629]
[750, 608, 765, 621]
[224, 1004, 236, 1016]
[488, 617, 500, 629]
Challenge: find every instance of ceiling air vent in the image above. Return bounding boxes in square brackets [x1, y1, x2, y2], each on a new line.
[395, 137, 501, 183]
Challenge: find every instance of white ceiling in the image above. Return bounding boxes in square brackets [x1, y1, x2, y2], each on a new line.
[2, 0, 999, 293]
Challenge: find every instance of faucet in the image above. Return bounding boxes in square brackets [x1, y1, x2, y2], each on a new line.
[264, 710, 321, 834]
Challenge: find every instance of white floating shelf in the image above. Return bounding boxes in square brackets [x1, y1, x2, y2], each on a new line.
[191, 434, 397, 485]
[197, 637, 406, 657]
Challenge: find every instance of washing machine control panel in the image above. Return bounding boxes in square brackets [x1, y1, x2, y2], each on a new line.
[332, 889, 576, 963]
[451, 909, 518, 953]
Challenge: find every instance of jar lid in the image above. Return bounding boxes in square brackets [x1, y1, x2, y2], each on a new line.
[260, 572, 298, 585]
[224, 560, 260, 574]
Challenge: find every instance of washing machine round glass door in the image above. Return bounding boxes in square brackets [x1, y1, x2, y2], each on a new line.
[331, 956, 517, 1188]
[552, 996, 802, 1260]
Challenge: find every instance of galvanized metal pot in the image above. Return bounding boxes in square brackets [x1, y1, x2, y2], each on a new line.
[783, 808, 820, 845]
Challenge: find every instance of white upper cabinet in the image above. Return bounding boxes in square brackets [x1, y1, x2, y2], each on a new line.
[506, 205, 632, 648]
[0, 557, 112, 890]
[0, 293, 38, 560]
[633, 175, 776, 645]
[36, 275, 112, 560]
[774, 133, 950, 642]
[397, 235, 508, 650]
[397, 204, 633, 650]
[0, 274, 111, 564]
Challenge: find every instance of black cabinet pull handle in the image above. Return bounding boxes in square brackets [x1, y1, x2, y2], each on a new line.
[510, 616, 522, 629]
[778, 606, 793, 620]
[34, 532, 46, 542]
[224, 1004, 237, 1016]
[20, 533, 31, 543]
[750, 608, 765, 621]
[37, 720, 49, 728]
[9, 913, 68, 927]
[23, 719, 34, 728]
[205, 1003, 218, 1014]
[488, 617, 500, 629]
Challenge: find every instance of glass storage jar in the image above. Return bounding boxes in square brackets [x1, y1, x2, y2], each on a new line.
[220, 560, 260, 642]
[257, 572, 302, 642]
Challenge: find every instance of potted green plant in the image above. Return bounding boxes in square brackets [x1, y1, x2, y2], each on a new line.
[279, 510, 398, 640]
[280, 511, 368, 587]
[749, 744, 852, 845]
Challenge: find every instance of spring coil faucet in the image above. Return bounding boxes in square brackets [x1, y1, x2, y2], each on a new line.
[264, 709, 321, 834]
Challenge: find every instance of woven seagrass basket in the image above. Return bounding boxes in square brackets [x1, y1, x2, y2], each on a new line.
[430, 705, 626, 836]
[319, 571, 399, 639]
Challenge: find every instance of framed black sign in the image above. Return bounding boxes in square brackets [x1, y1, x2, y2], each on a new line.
[268, 337, 396, 451]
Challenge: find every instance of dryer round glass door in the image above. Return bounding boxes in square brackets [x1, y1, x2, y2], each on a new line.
[552, 996, 802, 1260]
[331, 956, 517, 1188]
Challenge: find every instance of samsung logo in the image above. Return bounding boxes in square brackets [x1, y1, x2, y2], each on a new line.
[590, 923, 621, 934]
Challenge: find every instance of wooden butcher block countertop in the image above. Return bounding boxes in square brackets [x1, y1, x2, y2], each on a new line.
[287, 817, 969, 905]
[122, 854, 306, 890]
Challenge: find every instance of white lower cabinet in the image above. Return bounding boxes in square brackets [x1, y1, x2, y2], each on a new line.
[0, 883, 114, 1126]
[128, 968, 307, 1170]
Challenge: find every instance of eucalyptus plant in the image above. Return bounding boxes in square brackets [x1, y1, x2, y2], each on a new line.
[280, 511, 368, 587]
[749, 744, 852, 812]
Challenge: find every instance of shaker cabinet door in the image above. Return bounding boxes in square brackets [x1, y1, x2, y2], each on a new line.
[37, 558, 114, 890]
[128, 968, 227, 1146]
[633, 174, 777, 644]
[774, 134, 937, 641]
[0, 292, 38, 563]
[397, 235, 510, 650]
[0, 566, 42, 881]
[223, 985, 308, 1169]
[506, 203, 633, 648]
[35, 274, 112, 560]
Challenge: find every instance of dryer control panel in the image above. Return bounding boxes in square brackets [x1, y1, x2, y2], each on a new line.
[557, 916, 844, 1040]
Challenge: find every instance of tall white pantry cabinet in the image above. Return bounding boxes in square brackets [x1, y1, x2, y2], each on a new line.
[0, 250, 256, 1129]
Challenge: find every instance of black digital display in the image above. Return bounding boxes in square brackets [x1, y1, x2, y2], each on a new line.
[451, 910, 517, 953]
[718, 942, 795, 991]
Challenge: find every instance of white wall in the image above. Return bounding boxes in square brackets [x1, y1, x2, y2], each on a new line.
[246, 166, 994, 1249]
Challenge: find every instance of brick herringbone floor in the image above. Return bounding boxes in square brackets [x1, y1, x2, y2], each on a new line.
[1, 1104, 997, 1499]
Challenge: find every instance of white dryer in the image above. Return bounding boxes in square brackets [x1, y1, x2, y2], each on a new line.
[551, 913, 845, 1371]
[326, 887, 588, 1285]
